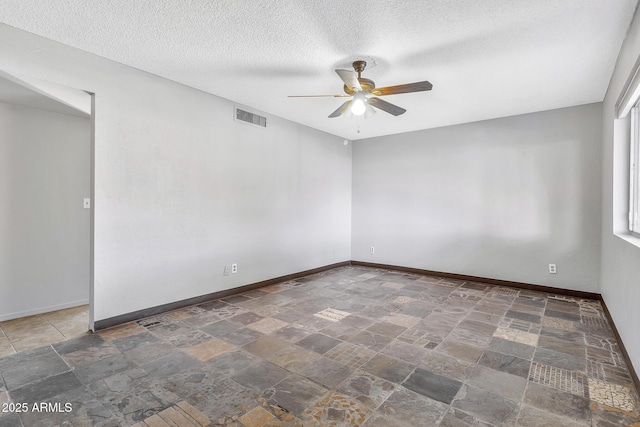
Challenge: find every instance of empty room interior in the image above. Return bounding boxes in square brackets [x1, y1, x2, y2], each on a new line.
[2, 1, 640, 426]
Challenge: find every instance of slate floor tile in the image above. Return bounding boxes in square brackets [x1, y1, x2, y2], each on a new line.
[451, 384, 519, 425]
[402, 367, 462, 404]
[266, 374, 329, 417]
[10, 371, 83, 403]
[230, 360, 289, 392]
[295, 333, 341, 355]
[300, 356, 353, 389]
[478, 349, 531, 379]
[0, 265, 638, 426]
[347, 330, 393, 352]
[524, 381, 591, 423]
[370, 386, 449, 427]
[362, 354, 415, 384]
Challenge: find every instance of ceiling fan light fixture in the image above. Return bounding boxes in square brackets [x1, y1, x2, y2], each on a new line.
[351, 92, 366, 116]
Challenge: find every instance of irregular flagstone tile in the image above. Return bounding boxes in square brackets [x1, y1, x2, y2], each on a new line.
[451, 384, 519, 425]
[299, 357, 353, 389]
[372, 386, 449, 427]
[380, 282, 405, 290]
[303, 392, 371, 426]
[524, 382, 591, 423]
[167, 305, 207, 320]
[238, 406, 274, 427]
[516, 404, 588, 427]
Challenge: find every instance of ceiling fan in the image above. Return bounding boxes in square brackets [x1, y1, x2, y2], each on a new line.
[289, 60, 432, 118]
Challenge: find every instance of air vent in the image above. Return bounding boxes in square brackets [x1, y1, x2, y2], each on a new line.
[234, 107, 267, 128]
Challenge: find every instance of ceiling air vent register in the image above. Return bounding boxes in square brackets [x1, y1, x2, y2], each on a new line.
[234, 107, 267, 128]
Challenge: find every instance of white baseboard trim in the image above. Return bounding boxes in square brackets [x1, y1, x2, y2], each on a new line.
[0, 299, 90, 322]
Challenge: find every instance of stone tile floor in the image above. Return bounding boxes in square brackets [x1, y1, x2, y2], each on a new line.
[0, 305, 89, 356]
[0, 266, 639, 426]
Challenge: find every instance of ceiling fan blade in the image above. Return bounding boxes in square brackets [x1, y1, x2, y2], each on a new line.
[288, 94, 351, 98]
[364, 101, 376, 119]
[335, 69, 362, 91]
[368, 97, 406, 116]
[370, 81, 432, 96]
[328, 100, 353, 118]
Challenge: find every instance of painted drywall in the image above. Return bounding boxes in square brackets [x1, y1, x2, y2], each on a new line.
[600, 5, 640, 376]
[0, 102, 90, 320]
[352, 103, 602, 291]
[0, 24, 352, 323]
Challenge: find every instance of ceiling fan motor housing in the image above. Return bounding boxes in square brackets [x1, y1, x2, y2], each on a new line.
[344, 60, 375, 94]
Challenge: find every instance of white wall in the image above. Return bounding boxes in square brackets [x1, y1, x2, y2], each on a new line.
[352, 103, 602, 291]
[0, 102, 90, 320]
[600, 5, 640, 375]
[0, 24, 352, 323]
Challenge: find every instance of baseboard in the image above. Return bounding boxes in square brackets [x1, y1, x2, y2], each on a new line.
[94, 261, 351, 331]
[350, 260, 601, 300]
[0, 299, 90, 322]
[598, 296, 640, 396]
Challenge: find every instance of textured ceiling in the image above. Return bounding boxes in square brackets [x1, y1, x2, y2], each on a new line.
[0, 0, 637, 139]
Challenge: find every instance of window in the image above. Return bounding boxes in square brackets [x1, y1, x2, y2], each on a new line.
[631, 106, 640, 234]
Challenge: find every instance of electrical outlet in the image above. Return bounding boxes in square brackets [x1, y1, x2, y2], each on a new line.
[223, 265, 230, 276]
[549, 264, 557, 274]
[231, 263, 238, 274]
[370, 246, 375, 254]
